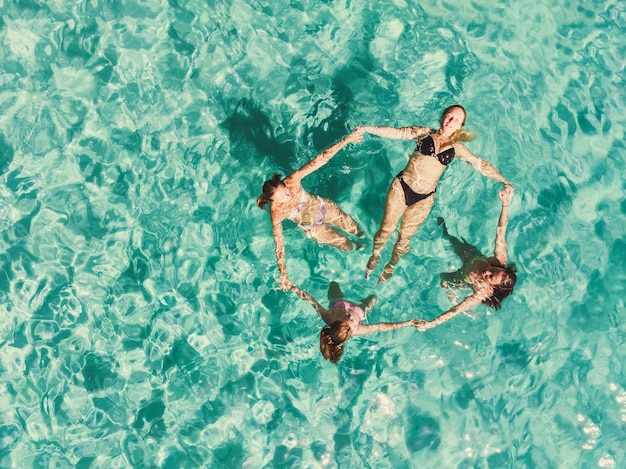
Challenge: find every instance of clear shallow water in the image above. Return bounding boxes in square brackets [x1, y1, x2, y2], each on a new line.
[1, 0, 625, 467]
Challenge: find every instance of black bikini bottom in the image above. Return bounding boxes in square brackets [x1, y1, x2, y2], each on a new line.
[396, 172, 435, 206]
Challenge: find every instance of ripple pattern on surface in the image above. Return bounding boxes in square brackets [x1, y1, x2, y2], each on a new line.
[1, 0, 626, 467]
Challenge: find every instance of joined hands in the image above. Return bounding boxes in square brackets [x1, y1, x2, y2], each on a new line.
[412, 319, 429, 332]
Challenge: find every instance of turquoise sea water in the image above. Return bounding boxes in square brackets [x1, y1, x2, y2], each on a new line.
[1, 0, 626, 467]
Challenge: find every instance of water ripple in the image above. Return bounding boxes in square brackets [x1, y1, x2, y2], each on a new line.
[1, 0, 626, 467]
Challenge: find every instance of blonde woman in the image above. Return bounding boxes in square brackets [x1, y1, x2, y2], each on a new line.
[257, 131, 364, 290]
[356, 105, 513, 283]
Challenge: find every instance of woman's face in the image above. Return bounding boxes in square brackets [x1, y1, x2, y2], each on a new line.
[482, 267, 507, 286]
[440, 107, 466, 135]
[272, 183, 291, 203]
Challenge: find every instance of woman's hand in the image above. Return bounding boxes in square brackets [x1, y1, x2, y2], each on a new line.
[412, 319, 429, 332]
[499, 185, 514, 206]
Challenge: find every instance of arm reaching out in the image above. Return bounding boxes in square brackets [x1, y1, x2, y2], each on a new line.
[290, 284, 327, 320]
[414, 293, 484, 332]
[493, 186, 514, 265]
[356, 125, 430, 141]
[270, 218, 293, 291]
[290, 285, 349, 325]
[288, 130, 362, 183]
[290, 285, 346, 325]
[455, 144, 512, 188]
[352, 319, 422, 336]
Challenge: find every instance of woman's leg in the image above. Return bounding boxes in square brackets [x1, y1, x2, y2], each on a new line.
[358, 295, 377, 313]
[366, 178, 406, 277]
[438, 217, 482, 263]
[308, 224, 358, 251]
[327, 281, 344, 307]
[379, 194, 435, 282]
[321, 198, 364, 237]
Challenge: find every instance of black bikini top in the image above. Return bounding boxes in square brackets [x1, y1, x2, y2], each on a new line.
[416, 134, 456, 166]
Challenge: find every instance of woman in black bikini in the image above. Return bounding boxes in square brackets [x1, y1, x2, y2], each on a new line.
[290, 281, 422, 363]
[356, 105, 513, 283]
[257, 131, 364, 290]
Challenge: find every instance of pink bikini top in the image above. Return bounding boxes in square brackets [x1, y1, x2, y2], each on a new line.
[332, 301, 365, 321]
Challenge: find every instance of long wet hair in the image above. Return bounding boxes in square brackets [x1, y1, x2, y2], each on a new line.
[441, 104, 476, 143]
[256, 173, 283, 210]
[320, 321, 353, 364]
[482, 264, 517, 310]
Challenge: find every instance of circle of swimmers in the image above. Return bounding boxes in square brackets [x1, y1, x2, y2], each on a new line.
[257, 105, 516, 364]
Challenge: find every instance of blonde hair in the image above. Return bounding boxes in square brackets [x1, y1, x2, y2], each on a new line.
[451, 129, 476, 142]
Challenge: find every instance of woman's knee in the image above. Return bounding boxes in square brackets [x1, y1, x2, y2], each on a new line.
[375, 221, 398, 240]
[312, 229, 350, 251]
[394, 228, 417, 254]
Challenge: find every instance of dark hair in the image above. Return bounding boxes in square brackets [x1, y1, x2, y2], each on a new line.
[482, 264, 517, 310]
[440, 104, 467, 127]
[320, 321, 353, 363]
[256, 173, 283, 210]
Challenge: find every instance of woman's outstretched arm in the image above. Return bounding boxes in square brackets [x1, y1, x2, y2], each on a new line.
[356, 125, 430, 141]
[270, 218, 292, 291]
[455, 144, 512, 188]
[414, 292, 484, 331]
[289, 285, 335, 323]
[351, 319, 421, 336]
[287, 130, 362, 183]
[493, 186, 514, 265]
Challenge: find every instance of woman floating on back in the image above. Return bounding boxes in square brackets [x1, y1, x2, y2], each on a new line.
[415, 186, 517, 331]
[290, 281, 422, 363]
[355, 105, 513, 283]
[257, 131, 364, 290]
